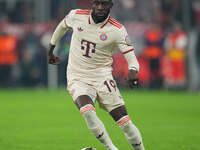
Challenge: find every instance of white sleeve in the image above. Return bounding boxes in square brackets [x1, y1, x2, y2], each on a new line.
[50, 19, 69, 45]
[116, 26, 140, 72]
[64, 9, 76, 28]
[50, 9, 76, 45]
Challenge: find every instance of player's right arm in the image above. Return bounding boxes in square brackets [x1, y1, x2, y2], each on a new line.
[48, 10, 75, 65]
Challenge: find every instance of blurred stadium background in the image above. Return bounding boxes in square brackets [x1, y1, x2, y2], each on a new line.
[0, 0, 200, 90]
[0, 0, 200, 150]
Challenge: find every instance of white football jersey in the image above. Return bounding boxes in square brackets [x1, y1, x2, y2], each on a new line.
[64, 9, 137, 82]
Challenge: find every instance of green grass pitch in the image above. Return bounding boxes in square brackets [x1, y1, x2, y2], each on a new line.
[0, 89, 200, 150]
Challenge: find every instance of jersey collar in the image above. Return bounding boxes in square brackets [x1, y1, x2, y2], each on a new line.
[89, 13, 110, 29]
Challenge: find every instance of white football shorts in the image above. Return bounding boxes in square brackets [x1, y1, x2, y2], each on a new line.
[67, 76, 125, 112]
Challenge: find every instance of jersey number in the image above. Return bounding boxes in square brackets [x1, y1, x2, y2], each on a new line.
[81, 39, 96, 58]
[104, 80, 117, 93]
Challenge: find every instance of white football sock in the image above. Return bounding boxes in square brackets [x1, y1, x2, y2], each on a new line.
[81, 104, 118, 150]
[118, 116, 145, 150]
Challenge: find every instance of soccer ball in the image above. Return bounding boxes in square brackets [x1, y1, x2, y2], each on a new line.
[81, 147, 96, 150]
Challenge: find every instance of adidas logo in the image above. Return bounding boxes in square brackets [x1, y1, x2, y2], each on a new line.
[77, 27, 83, 32]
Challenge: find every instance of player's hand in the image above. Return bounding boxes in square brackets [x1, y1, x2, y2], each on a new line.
[125, 69, 139, 88]
[48, 54, 61, 65]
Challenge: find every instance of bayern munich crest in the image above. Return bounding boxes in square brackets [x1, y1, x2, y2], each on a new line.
[100, 33, 108, 41]
[70, 89, 75, 96]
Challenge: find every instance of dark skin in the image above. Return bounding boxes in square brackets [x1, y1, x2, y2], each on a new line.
[91, 0, 113, 23]
[48, 44, 61, 65]
[48, 0, 139, 121]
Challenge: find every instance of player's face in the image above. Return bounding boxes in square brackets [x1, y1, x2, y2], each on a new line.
[92, 0, 113, 17]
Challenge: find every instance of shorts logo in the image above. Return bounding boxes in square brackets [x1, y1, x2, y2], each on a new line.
[100, 33, 108, 41]
[70, 89, 75, 96]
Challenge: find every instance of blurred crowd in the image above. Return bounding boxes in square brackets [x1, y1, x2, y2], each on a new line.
[0, 0, 200, 90]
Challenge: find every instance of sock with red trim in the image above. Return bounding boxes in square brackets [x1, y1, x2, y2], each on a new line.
[81, 104, 118, 150]
[118, 116, 145, 150]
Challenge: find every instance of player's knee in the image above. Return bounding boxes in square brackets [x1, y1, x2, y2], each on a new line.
[109, 105, 128, 121]
[75, 95, 94, 109]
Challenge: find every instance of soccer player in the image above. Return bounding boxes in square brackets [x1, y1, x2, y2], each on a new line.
[48, 0, 145, 150]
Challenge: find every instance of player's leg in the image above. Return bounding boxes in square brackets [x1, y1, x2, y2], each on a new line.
[75, 95, 118, 150]
[109, 105, 145, 150]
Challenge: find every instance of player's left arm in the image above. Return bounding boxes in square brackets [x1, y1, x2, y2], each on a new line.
[116, 26, 140, 87]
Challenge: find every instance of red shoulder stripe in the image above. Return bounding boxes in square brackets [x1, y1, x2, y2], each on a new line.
[109, 17, 122, 28]
[76, 11, 91, 13]
[109, 18, 122, 28]
[110, 17, 121, 25]
[76, 12, 90, 15]
[76, 9, 91, 12]
[109, 21, 121, 29]
[108, 19, 122, 29]
[76, 9, 91, 15]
